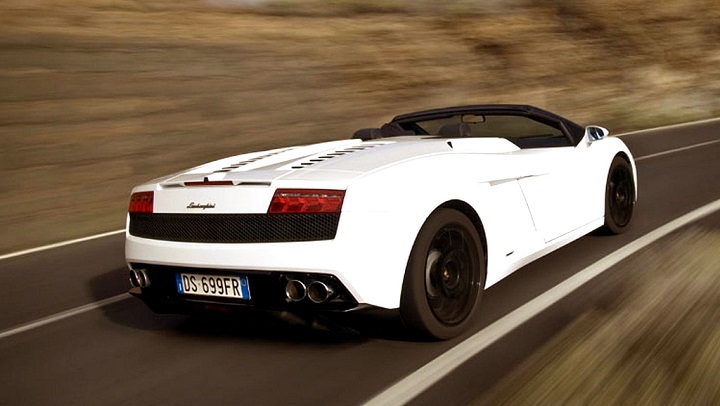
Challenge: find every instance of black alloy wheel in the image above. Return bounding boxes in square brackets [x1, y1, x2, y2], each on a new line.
[400, 208, 485, 340]
[602, 156, 635, 234]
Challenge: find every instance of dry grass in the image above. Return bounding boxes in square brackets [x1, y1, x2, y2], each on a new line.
[1, 0, 720, 252]
[473, 229, 720, 405]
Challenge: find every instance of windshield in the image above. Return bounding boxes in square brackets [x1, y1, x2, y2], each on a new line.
[407, 114, 564, 139]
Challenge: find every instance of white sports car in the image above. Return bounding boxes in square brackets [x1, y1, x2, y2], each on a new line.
[125, 104, 636, 339]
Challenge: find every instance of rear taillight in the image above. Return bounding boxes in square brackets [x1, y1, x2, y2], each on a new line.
[268, 189, 345, 214]
[129, 191, 154, 213]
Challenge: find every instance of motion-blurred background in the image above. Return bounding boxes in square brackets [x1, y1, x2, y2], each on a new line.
[2, 0, 719, 253]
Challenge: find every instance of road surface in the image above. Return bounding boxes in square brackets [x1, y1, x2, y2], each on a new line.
[1, 120, 719, 405]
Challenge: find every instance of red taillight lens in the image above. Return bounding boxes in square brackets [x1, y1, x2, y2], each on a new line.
[268, 189, 345, 214]
[128, 191, 154, 213]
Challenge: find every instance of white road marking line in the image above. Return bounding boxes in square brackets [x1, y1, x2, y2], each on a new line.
[635, 139, 720, 162]
[617, 117, 720, 137]
[0, 293, 130, 340]
[0, 229, 125, 261]
[363, 198, 720, 406]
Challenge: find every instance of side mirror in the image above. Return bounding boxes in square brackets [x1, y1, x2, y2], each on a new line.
[585, 125, 609, 144]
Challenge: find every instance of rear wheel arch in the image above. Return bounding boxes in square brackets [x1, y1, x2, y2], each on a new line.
[614, 151, 632, 166]
[437, 200, 488, 267]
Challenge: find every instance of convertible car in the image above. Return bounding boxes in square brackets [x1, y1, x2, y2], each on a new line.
[125, 104, 636, 339]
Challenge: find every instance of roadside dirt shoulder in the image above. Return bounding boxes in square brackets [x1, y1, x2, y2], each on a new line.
[473, 228, 720, 405]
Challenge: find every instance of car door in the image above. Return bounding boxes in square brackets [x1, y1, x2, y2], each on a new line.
[516, 143, 596, 243]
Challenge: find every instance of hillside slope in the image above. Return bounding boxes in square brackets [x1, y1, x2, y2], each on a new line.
[1, 0, 719, 252]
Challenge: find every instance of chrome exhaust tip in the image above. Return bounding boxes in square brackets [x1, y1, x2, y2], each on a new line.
[129, 269, 140, 288]
[307, 281, 333, 303]
[136, 268, 151, 288]
[285, 280, 307, 302]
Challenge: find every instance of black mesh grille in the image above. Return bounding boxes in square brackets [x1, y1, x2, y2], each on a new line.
[129, 213, 340, 243]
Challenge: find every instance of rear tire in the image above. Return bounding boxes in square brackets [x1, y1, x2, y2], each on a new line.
[400, 208, 486, 340]
[601, 156, 635, 234]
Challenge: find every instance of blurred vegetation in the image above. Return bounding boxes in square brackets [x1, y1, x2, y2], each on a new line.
[1, 0, 719, 252]
[473, 229, 720, 405]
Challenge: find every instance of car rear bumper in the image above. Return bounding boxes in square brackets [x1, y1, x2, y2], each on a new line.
[125, 209, 422, 310]
[126, 264, 360, 313]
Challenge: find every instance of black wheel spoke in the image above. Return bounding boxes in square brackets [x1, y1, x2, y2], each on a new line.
[425, 223, 479, 326]
[609, 164, 633, 226]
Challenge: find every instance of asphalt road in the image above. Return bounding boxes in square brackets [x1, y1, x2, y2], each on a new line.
[1, 120, 719, 406]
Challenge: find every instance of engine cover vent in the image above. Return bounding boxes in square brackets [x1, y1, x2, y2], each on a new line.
[287, 142, 385, 170]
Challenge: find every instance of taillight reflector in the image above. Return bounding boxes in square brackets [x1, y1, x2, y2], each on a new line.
[268, 189, 345, 214]
[129, 191, 154, 213]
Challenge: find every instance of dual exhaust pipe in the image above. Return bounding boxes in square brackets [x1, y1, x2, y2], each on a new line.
[129, 268, 151, 288]
[285, 279, 334, 303]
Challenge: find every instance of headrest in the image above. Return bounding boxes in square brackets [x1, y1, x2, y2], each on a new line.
[380, 122, 415, 137]
[352, 128, 383, 140]
[438, 122, 472, 138]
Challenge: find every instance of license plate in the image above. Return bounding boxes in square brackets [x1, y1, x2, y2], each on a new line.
[176, 273, 250, 300]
